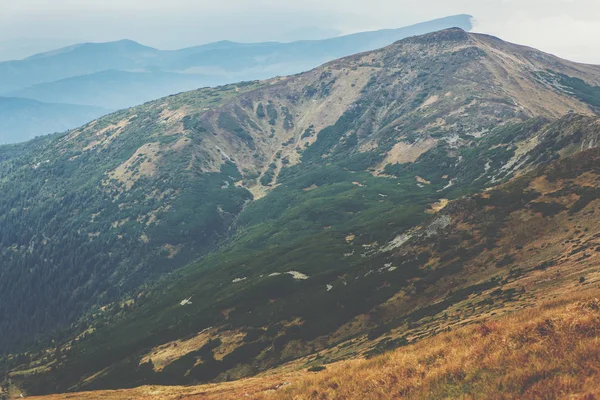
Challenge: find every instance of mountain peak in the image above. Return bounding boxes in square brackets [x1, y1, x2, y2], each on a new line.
[78, 39, 157, 52]
[25, 39, 156, 60]
[406, 27, 470, 44]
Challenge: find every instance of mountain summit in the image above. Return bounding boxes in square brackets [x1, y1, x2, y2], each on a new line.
[24, 39, 157, 61]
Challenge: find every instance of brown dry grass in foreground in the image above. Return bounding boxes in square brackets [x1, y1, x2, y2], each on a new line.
[28, 287, 600, 400]
[260, 288, 600, 400]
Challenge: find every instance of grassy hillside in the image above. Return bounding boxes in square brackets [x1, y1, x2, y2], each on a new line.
[263, 289, 600, 400]
[10, 116, 600, 395]
[2, 29, 600, 395]
[0, 83, 259, 353]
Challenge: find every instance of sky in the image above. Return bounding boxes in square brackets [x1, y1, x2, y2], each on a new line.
[1, 0, 599, 63]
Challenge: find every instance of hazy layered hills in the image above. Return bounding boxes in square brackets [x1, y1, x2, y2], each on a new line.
[1, 15, 474, 93]
[0, 97, 109, 144]
[9, 70, 218, 110]
[0, 15, 473, 144]
[2, 28, 600, 395]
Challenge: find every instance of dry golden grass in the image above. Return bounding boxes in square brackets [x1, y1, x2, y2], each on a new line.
[26, 370, 309, 400]
[28, 288, 600, 400]
[259, 288, 600, 400]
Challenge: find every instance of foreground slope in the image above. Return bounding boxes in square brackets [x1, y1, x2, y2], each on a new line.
[24, 290, 600, 399]
[263, 292, 600, 399]
[3, 29, 600, 394]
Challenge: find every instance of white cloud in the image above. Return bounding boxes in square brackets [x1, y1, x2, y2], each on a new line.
[477, 13, 600, 64]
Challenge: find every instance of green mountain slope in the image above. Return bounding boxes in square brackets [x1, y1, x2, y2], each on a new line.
[22, 114, 600, 395]
[2, 28, 600, 394]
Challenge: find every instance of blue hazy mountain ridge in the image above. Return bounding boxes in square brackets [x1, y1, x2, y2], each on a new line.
[0, 97, 109, 144]
[2, 15, 473, 100]
[9, 70, 220, 109]
[0, 15, 472, 144]
[0, 40, 160, 93]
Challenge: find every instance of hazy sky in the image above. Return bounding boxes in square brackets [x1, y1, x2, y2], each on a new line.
[1, 0, 599, 63]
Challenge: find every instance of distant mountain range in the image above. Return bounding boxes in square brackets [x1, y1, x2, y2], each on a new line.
[0, 15, 473, 143]
[0, 97, 109, 144]
[8, 70, 217, 109]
